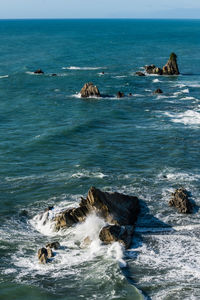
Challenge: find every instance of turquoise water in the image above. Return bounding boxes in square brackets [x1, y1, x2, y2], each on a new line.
[0, 19, 200, 300]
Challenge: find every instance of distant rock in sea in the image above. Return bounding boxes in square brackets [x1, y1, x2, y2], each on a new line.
[34, 69, 44, 74]
[80, 82, 101, 98]
[144, 53, 180, 75]
[154, 88, 163, 94]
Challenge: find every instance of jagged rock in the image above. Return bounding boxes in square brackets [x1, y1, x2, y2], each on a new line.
[46, 247, 54, 258]
[169, 188, 192, 213]
[80, 82, 101, 98]
[135, 71, 145, 76]
[99, 225, 134, 249]
[54, 187, 140, 230]
[46, 241, 60, 250]
[34, 69, 44, 74]
[162, 53, 180, 75]
[117, 91, 124, 98]
[154, 88, 163, 94]
[38, 248, 48, 264]
[144, 53, 179, 76]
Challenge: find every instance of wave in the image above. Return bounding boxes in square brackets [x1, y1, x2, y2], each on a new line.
[153, 79, 161, 83]
[164, 110, 200, 125]
[180, 96, 196, 100]
[62, 66, 104, 70]
[0, 75, 9, 79]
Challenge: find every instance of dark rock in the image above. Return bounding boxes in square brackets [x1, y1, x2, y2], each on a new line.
[51, 73, 57, 76]
[117, 91, 124, 98]
[99, 225, 134, 249]
[80, 82, 101, 98]
[144, 53, 179, 76]
[46, 242, 60, 250]
[162, 53, 180, 75]
[169, 188, 192, 213]
[34, 69, 44, 74]
[38, 248, 48, 264]
[154, 88, 163, 94]
[136, 71, 145, 76]
[54, 187, 140, 230]
[44, 206, 54, 212]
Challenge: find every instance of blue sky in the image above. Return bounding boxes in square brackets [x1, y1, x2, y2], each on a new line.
[0, 0, 200, 19]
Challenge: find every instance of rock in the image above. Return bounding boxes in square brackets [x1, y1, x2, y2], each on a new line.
[117, 91, 124, 98]
[80, 82, 101, 98]
[51, 73, 57, 76]
[99, 225, 134, 249]
[44, 206, 54, 212]
[80, 236, 92, 248]
[135, 71, 145, 76]
[162, 53, 180, 75]
[34, 69, 44, 74]
[46, 242, 60, 250]
[154, 88, 163, 94]
[38, 248, 48, 264]
[47, 247, 54, 258]
[54, 187, 140, 230]
[169, 188, 192, 213]
[144, 53, 179, 76]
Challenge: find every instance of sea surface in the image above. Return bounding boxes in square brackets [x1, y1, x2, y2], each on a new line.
[0, 19, 200, 300]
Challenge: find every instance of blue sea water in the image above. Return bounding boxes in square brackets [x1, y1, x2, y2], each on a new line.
[0, 19, 200, 300]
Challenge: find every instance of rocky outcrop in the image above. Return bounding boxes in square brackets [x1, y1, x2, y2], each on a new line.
[80, 82, 101, 98]
[38, 248, 48, 264]
[38, 242, 59, 263]
[46, 242, 60, 250]
[34, 69, 44, 74]
[99, 225, 134, 249]
[154, 88, 163, 94]
[54, 187, 140, 231]
[162, 53, 180, 75]
[169, 188, 192, 213]
[144, 53, 179, 76]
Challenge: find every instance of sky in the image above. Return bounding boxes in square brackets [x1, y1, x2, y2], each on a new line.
[0, 0, 200, 19]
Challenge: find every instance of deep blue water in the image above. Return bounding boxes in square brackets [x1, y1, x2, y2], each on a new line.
[0, 19, 200, 300]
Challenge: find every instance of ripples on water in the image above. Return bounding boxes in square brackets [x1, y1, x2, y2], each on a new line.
[0, 19, 200, 300]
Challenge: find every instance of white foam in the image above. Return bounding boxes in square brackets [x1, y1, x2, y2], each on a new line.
[180, 96, 196, 100]
[71, 171, 107, 179]
[113, 75, 127, 79]
[0, 75, 9, 79]
[164, 110, 200, 125]
[153, 79, 161, 83]
[62, 66, 103, 70]
[174, 83, 186, 88]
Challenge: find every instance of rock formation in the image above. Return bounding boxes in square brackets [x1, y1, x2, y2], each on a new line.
[46, 242, 60, 250]
[80, 82, 101, 98]
[54, 187, 140, 248]
[154, 88, 163, 94]
[34, 69, 44, 74]
[144, 53, 179, 75]
[38, 242, 60, 263]
[169, 188, 192, 213]
[135, 71, 145, 76]
[38, 248, 48, 264]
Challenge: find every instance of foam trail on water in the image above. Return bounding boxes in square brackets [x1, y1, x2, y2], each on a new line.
[0, 75, 9, 79]
[62, 66, 103, 70]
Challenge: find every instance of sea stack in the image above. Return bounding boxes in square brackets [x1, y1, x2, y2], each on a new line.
[162, 52, 180, 75]
[80, 82, 101, 98]
[144, 53, 180, 75]
[169, 188, 192, 213]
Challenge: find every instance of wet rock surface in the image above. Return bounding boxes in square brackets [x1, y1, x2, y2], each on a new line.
[80, 82, 101, 98]
[169, 188, 192, 213]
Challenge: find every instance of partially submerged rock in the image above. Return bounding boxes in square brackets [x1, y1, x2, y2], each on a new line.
[34, 69, 44, 74]
[169, 188, 192, 213]
[135, 71, 145, 76]
[80, 82, 101, 98]
[46, 241, 60, 250]
[99, 225, 134, 249]
[117, 91, 124, 98]
[144, 53, 179, 76]
[54, 187, 140, 231]
[154, 88, 163, 94]
[38, 248, 48, 264]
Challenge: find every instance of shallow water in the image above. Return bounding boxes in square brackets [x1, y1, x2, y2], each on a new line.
[0, 19, 200, 300]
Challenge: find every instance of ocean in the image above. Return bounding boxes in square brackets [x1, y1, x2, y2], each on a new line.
[0, 19, 200, 300]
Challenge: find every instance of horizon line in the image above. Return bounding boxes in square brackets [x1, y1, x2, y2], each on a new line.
[0, 17, 200, 21]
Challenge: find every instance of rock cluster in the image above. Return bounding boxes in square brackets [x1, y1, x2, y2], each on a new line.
[144, 53, 180, 76]
[54, 187, 140, 248]
[80, 82, 101, 98]
[169, 188, 192, 213]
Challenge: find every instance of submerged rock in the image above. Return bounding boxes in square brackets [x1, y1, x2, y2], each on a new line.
[144, 53, 179, 75]
[34, 69, 44, 74]
[99, 225, 134, 249]
[154, 88, 163, 94]
[54, 187, 140, 231]
[169, 188, 192, 213]
[80, 82, 101, 98]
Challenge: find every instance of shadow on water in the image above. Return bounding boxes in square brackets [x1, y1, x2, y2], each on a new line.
[119, 199, 174, 300]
